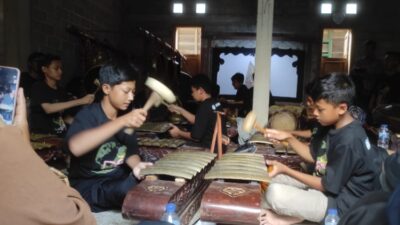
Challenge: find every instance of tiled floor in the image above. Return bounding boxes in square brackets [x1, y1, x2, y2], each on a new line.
[93, 210, 136, 225]
[94, 210, 319, 225]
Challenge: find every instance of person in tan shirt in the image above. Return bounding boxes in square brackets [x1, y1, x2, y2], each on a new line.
[0, 88, 96, 225]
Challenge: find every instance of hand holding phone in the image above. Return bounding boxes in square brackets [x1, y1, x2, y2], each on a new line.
[0, 66, 21, 125]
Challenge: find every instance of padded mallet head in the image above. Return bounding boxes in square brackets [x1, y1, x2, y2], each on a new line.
[243, 111, 257, 132]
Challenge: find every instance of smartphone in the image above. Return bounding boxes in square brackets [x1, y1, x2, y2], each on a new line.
[0, 66, 20, 125]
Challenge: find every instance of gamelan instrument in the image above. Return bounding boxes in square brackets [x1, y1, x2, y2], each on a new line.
[122, 151, 217, 224]
[200, 153, 270, 225]
[138, 137, 186, 149]
[30, 133, 66, 162]
[125, 77, 177, 134]
[136, 121, 171, 133]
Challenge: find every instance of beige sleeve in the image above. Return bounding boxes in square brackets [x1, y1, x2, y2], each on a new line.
[0, 127, 96, 225]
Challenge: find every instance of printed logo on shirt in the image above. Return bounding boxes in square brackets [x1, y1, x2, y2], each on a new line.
[94, 141, 127, 174]
[311, 127, 319, 136]
[364, 138, 371, 150]
[314, 139, 328, 177]
[52, 116, 67, 134]
[315, 153, 328, 176]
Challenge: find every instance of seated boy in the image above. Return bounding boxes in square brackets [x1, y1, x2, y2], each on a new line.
[167, 74, 227, 148]
[65, 61, 152, 212]
[231, 72, 251, 117]
[337, 150, 399, 225]
[30, 54, 94, 136]
[290, 79, 318, 139]
[259, 74, 378, 224]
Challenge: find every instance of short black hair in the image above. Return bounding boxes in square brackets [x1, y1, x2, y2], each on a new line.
[27, 52, 46, 72]
[39, 54, 61, 77]
[364, 40, 377, 48]
[41, 54, 61, 67]
[231, 72, 244, 83]
[190, 74, 213, 95]
[99, 60, 139, 86]
[304, 78, 318, 97]
[310, 73, 355, 107]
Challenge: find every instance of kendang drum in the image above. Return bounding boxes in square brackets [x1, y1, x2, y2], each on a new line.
[268, 111, 297, 131]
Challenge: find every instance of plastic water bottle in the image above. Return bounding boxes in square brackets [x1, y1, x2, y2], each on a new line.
[160, 203, 181, 225]
[377, 124, 390, 149]
[324, 208, 340, 225]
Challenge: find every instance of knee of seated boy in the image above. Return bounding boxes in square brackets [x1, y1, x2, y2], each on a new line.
[266, 183, 287, 208]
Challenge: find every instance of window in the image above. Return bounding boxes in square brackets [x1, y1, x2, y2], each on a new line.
[321, 29, 352, 59]
[196, 3, 206, 14]
[173, 3, 183, 14]
[320, 29, 353, 74]
[321, 3, 332, 14]
[212, 48, 304, 102]
[175, 27, 201, 55]
[346, 3, 357, 14]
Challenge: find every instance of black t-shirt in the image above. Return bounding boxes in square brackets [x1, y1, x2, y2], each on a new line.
[19, 72, 41, 99]
[385, 72, 400, 104]
[66, 103, 139, 180]
[191, 98, 226, 148]
[337, 191, 390, 225]
[30, 81, 70, 136]
[314, 121, 377, 216]
[235, 85, 251, 117]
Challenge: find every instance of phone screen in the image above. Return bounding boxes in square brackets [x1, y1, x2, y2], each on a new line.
[0, 66, 20, 125]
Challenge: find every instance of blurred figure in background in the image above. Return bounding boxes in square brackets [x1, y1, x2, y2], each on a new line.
[19, 52, 46, 99]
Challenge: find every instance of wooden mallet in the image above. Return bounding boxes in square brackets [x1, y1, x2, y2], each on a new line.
[124, 77, 176, 134]
[93, 79, 101, 95]
[242, 111, 266, 134]
[242, 111, 289, 147]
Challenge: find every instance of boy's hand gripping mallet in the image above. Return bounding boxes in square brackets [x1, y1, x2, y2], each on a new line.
[242, 111, 266, 134]
[124, 77, 176, 134]
[242, 111, 289, 148]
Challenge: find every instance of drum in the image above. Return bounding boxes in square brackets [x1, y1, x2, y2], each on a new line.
[268, 111, 297, 131]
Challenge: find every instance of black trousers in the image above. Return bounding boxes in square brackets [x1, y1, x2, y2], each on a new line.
[71, 166, 137, 212]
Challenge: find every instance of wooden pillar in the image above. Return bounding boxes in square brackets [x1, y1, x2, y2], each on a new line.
[253, 0, 274, 126]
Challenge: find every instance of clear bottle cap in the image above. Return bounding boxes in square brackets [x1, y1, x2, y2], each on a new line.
[165, 203, 177, 213]
[381, 124, 388, 128]
[327, 208, 338, 215]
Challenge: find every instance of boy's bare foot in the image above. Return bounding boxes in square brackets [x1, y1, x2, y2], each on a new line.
[258, 209, 303, 225]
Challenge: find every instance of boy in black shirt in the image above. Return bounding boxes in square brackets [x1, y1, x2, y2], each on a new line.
[231, 72, 251, 117]
[65, 61, 152, 212]
[259, 74, 377, 224]
[30, 54, 94, 136]
[168, 74, 227, 148]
